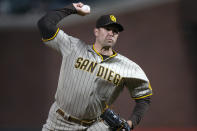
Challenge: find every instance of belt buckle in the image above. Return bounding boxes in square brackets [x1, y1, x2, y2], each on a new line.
[57, 108, 98, 126]
[80, 120, 84, 125]
[63, 112, 70, 120]
[57, 109, 70, 120]
[80, 120, 92, 126]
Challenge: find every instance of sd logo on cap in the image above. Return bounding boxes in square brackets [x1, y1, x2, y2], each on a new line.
[96, 14, 124, 32]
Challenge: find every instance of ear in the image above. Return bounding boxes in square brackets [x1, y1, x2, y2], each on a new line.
[94, 28, 99, 36]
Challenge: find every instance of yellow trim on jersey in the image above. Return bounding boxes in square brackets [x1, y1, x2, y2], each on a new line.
[102, 103, 109, 113]
[110, 50, 117, 58]
[42, 28, 60, 42]
[93, 44, 104, 61]
[133, 93, 152, 100]
[92, 44, 117, 61]
[148, 82, 152, 90]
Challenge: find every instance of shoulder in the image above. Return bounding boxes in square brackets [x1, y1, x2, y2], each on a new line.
[46, 29, 87, 46]
[116, 53, 139, 68]
[116, 53, 148, 81]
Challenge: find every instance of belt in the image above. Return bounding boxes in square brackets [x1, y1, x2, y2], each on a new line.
[56, 109, 97, 126]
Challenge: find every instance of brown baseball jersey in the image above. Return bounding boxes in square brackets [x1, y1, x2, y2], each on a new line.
[41, 28, 152, 130]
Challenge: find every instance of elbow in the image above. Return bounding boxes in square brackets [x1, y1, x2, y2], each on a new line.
[37, 17, 46, 31]
[37, 16, 53, 39]
[37, 13, 58, 39]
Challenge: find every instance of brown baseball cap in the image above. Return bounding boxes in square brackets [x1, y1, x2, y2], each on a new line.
[96, 14, 124, 32]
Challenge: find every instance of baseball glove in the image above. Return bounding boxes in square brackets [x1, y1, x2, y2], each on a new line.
[100, 108, 131, 131]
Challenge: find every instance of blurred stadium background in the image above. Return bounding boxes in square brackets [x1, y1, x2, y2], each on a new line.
[0, 0, 197, 130]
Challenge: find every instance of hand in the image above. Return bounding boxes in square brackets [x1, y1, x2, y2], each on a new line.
[127, 120, 132, 128]
[122, 120, 132, 131]
[73, 2, 90, 16]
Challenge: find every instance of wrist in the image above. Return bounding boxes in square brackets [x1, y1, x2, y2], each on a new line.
[127, 120, 132, 128]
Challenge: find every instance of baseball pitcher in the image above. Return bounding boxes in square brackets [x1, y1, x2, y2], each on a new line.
[37, 2, 153, 131]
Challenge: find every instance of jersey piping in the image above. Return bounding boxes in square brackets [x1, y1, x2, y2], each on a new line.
[133, 93, 152, 100]
[92, 44, 117, 62]
[42, 28, 60, 42]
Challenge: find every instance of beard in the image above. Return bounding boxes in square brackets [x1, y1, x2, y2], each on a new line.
[103, 39, 116, 47]
[102, 36, 117, 47]
[96, 33, 118, 48]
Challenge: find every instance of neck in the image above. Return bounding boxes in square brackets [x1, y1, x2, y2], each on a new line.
[93, 43, 113, 56]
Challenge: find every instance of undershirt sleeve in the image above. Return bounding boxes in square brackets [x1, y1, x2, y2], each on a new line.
[129, 96, 151, 129]
[37, 4, 77, 40]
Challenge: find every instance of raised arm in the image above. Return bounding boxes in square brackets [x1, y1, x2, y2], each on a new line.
[37, 2, 90, 42]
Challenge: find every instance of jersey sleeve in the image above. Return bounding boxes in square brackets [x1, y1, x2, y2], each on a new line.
[37, 4, 79, 56]
[124, 63, 153, 99]
[43, 29, 80, 56]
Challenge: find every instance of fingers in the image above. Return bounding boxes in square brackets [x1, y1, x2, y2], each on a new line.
[73, 2, 90, 16]
[77, 2, 84, 8]
[73, 2, 84, 9]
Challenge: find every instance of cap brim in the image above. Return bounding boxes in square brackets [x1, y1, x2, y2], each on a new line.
[99, 22, 124, 32]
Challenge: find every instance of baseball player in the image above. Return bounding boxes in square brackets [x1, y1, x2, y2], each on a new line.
[37, 2, 153, 131]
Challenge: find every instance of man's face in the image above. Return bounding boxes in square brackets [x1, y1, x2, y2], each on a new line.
[94, 25, 119, 47]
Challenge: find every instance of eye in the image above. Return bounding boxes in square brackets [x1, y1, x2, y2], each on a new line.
[105, 27, 111, 31]
[105, 27, 119, 34]
[111, 29, 119, 34]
